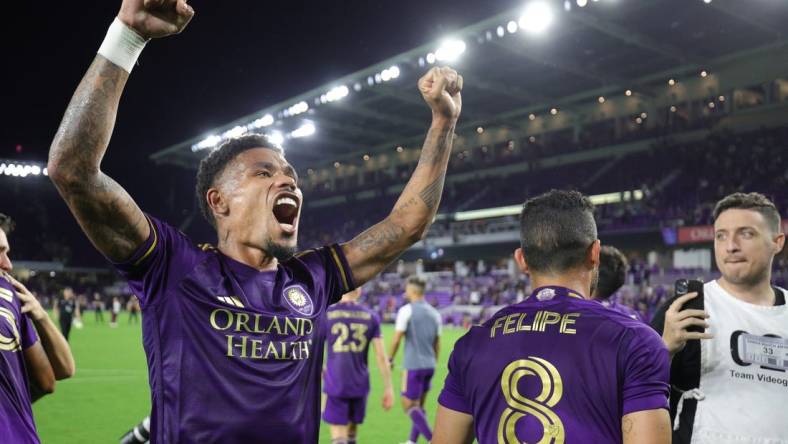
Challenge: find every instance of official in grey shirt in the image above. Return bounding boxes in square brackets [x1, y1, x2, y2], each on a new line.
[389, 275, 442, 444]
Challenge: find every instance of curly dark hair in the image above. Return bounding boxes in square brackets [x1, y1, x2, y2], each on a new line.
[595, 245, 629, 300]
[520, 189, 597, 273]
[0, 213, 14, 234]
[195, 134, 283, 227]
[713, 192, 781, 233]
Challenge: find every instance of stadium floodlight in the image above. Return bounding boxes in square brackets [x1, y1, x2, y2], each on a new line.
[496, 26, 505, 37]
[267, 131, 285, 146]
[625, 89, 633, 96]
[426, 52, 436, 64]
[598, 96, 605, 104]
[194, 134, 221, 151]
[703, 0, 712, 3]
[222, 125, 247, 140]
[374, 73, 382, 84]
[367, 76, 374, 86]
[290, 122, 316, 139]
[700, 70, 708, 78]
[564, 1, 572, 12]
[324, 85, 349, 102]
[506, 20, 518, 34]
[252, 114, 274, 128]
[31, 165, 41, 176]
[388, 66, 400, 79]
[518, 2, 554, 35]
[353, 82, 362, 92]
[435, 39, 466, 62]
[43, 168, 48, 176]
[286, 101, 309, 116]
[577, 0, 588, 7]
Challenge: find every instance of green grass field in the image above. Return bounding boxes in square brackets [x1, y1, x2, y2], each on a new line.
[33, 312, 466, 443]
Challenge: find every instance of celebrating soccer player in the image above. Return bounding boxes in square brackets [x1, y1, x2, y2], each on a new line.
[47, 0, 462, 441]
[323, 288, 394, 444]
[432, 190, 671, 444]
[389, 275, 442, 444]
[0, 213, 75, 443]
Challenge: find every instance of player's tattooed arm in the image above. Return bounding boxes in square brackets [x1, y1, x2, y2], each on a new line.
[343, 67, 462, 285]
[621, 410, 671, 444]
[48, 1, 194, 262]
[48, 57, 149, 262]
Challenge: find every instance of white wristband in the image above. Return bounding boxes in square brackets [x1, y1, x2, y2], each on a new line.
[98, 18, 149, 73]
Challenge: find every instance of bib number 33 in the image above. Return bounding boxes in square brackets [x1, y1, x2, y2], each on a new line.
[497, 357, 565, 444]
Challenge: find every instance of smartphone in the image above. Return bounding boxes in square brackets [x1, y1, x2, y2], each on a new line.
[674, 278, 705, 332]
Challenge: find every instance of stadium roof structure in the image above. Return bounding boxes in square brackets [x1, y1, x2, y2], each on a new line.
[152, 0, 788, 171]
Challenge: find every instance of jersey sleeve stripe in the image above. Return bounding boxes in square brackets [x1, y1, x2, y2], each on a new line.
[328, 245, 351, 293]
[133, 216, 159, 267]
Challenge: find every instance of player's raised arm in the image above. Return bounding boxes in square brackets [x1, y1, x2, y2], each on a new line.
[47, 0, 194, 262]
[342, 67, 462, 285]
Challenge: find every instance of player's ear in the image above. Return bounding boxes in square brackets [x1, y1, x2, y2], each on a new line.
[206, 188, 229, 221]
[587, 240, 602, 269]
[773, 231, 785, 255]
[514, 248, 529, 273]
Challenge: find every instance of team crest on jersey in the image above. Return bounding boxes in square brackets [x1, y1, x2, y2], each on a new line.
[283, 285, 314, 316]
[536, 288, 556, 301]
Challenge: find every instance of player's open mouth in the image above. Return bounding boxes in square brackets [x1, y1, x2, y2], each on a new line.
[273, 193, 299, 233]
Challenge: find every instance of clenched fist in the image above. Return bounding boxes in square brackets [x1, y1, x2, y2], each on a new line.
[419, 67, 463, 122]
[661, 292, 713, 356]
[119, 0, 195, 39]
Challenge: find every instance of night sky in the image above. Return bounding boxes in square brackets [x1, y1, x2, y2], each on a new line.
[2, 1, 521, 172]
[0, 1, 522, 261]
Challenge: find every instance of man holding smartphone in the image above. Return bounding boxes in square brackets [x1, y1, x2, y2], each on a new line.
[651, 192, 788, 443]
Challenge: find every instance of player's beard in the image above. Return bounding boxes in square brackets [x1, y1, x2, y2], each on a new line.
[264, 239, 296, 261]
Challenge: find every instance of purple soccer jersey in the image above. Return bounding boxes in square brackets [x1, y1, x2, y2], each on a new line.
[323, 301, 381, 398]
[113, 216, 355, 443]
[0, 277, 41, 444]
[602, 299, 645, 322]
[438, 286, 669, 443]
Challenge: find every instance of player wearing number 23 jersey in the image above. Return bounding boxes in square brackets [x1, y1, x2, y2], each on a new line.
[323, 298, 381, 424]
[438, 286, 670, 443]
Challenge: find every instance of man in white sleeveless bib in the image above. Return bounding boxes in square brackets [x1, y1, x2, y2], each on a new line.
[653, 192, 787, 444]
